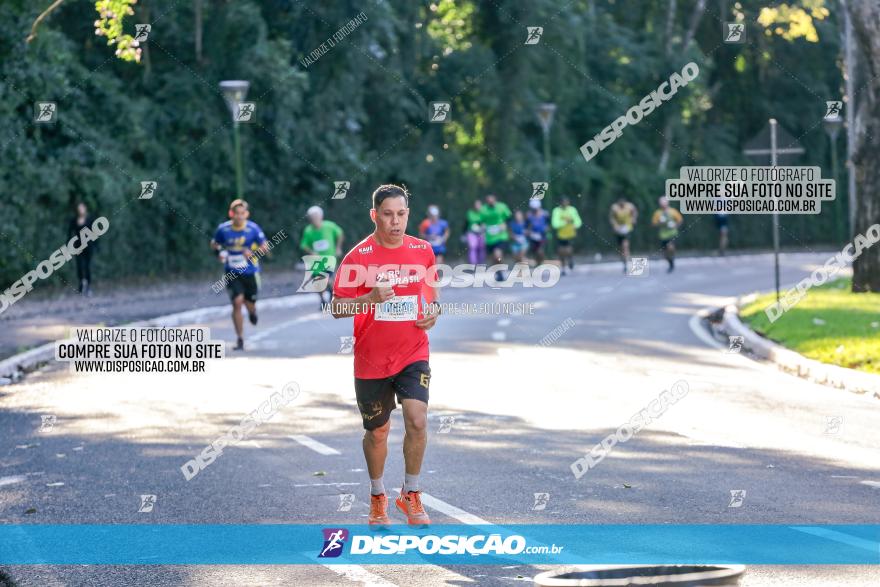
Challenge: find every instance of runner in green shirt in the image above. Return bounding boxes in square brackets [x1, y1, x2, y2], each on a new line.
[480, 194, 512, 280]
[300, 205, 344, 309]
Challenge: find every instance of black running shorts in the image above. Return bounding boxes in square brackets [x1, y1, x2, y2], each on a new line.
[355, 361, 430, 430]
[227, 273, 260, 303]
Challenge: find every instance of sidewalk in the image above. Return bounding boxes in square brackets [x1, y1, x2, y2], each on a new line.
[0, 268, 307, 361]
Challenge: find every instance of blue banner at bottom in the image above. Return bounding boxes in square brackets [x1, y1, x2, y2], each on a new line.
[0, 524, 877, 565]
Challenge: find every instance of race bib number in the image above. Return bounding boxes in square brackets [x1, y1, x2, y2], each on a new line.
[374, 295, 418, 321]
[313, 239, 330, 252]
[228, 253, 248, 269]
[487, 225, 502, 235]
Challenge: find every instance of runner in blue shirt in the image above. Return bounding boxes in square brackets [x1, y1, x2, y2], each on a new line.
[510, 210, 528, 263]
[525, 198, 550, 265]
[418, 205, 450, 263]
[211, 199, 268, 350]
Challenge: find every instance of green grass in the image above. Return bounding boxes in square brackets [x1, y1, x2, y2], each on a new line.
[739, 278, 880, 374]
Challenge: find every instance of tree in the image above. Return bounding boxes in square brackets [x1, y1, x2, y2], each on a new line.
[844, 0, 880, 292]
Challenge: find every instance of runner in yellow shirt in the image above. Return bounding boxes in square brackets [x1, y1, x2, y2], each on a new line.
[551, 196, 582, 276]
[651, 197, 683, 273]
[609, 197, 638, 274]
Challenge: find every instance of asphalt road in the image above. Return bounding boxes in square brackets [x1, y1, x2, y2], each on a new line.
[1, 252, 878, 586]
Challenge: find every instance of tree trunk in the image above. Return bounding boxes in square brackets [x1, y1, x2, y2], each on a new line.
[664, 0, 677, 56]
[845, 0, 880, 292]
[657, 0, 706, 171]
[194, 0, 203, 64]
[142, 2, 151, 80]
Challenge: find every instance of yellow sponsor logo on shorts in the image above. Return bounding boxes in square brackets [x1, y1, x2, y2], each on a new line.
[359, 400, 383, 420]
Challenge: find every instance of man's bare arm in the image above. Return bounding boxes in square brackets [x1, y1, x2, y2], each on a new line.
[330, 293, 374, 318]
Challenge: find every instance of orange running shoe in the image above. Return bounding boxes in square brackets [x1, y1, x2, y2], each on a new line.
[368, 494, 391, 528]
[395, 490, 430, 527]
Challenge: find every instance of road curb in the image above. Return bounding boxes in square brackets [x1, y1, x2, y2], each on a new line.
[576, 250, 834, 275]
[722, 301, 880, 400]
[0, 294, 314, 382]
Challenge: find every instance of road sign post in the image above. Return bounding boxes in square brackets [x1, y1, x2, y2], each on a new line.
[742, 119, 805, 303]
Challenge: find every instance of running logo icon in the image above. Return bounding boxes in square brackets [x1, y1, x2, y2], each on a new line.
[628, 257, 648, 276]
[728, 490, 746, 508]
[724, 23, 745, 43]
[298, 256, 333, 292]
[531, 182, 548, 200]
[430, 102, 451, 123]
[338, 336, 355, 354]
[824, 416, 842, 435]
[824, 101, 843, 120]
[438, 416, 455, 433]
[727, 335, 744, 354]
[139, 181, 157, 200]
[138, 494, 157, 513]
[532, 492, 550, 511]
[34, 102, 57, 123]
[525, 27, 543, 45]
[134, 24, 151, 42]
[332, 181, 350, 200]
[318, 528, 349, 558]
[236, 102, 256, 123]
[337, 494, 355, 512]
[39, 414, 56, 432]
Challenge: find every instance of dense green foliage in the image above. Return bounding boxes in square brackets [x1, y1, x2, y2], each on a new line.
[0, 0, 849, 286]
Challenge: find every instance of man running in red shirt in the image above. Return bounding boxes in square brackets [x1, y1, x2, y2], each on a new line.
[330, 184, 441, 528]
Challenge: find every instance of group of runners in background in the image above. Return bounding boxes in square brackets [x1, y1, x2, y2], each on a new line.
[438, 194, 583, 277]
[417, 194, 701, 276]
[208, 194, 732, 349]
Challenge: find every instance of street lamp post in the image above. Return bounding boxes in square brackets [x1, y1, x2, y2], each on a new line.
[536, 103, 556, 181]
[823, 113, 844, 241]
[219, 80, 250, 199]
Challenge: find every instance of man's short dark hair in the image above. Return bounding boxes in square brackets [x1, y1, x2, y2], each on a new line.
[372, 184, 409, 209]
[229, 198, 249, 213]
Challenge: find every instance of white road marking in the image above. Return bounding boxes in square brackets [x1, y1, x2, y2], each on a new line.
[251, 314, 323, 342]
[289, 435, 340, 455]
[791, 526, 880, 553]
[831, 475, 859, 479]
[320, 563, 398, 586]
[396, 488, 491, 525]
[0, 475, 26, 487]
[859, 480, 880, 488]
[293, 482, 360, 487]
